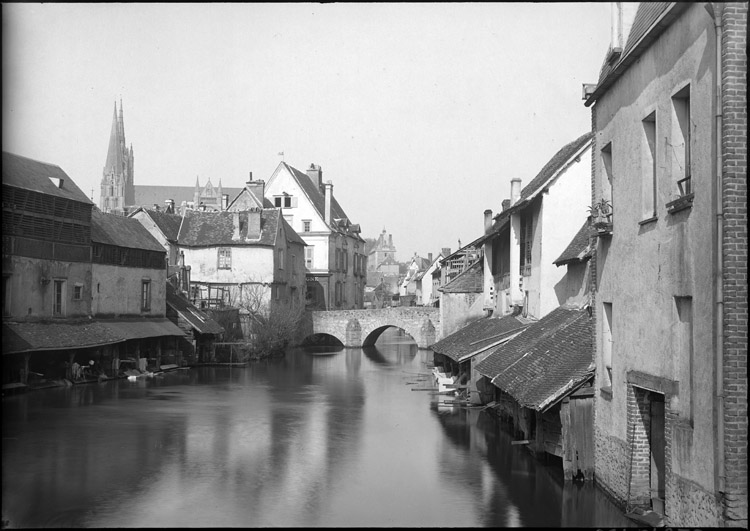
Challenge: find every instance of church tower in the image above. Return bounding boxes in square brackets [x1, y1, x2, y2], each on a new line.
[99, 100, 135, 214]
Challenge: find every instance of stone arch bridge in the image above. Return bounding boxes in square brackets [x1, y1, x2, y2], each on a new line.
[310, 307, 441, 349]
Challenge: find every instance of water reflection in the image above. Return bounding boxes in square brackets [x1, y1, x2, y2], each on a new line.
[2, 328, 634, 528]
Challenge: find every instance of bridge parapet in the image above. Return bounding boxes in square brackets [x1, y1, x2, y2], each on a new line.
[311, 307, 441, 349]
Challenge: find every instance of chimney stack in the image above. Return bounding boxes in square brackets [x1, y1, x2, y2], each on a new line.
[307, 164, 323, 189]
[246, 178, 265, 205]
[165, 199, 175, 214]
[388, 234, 393, 247]
[232, 211, 241, 241]
[324, 181, 333, 224]
[246, 207, 261, 239]
[511, 178, 522, 205]
[442, 247, 451, 257]
[428, 252, 433, 263]
[502, 199, 511, 211]
[484, 209, 493, 233]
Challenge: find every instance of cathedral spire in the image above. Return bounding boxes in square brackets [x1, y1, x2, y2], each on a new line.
[103, 101, 124, 176]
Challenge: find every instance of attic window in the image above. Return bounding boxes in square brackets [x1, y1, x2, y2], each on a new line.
[49, 177, 64, 188]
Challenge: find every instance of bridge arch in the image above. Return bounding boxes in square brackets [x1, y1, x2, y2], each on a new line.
[310, 307, 441, 349]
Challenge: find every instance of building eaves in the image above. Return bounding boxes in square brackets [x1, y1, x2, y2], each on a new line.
[439, 259, 483, 293]
[553, 218, 595, 266]
[585, 3, 689, 107]
[430, 314, 529, 362]
[91, 209, 166, 252]
[2, 151, 93, 205]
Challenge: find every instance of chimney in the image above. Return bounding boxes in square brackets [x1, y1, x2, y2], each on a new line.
[502, 199, 511, 211]
[442, 247, 451, 257]
[246, 179, 265, 205]
[388, 234, 393, 248]
[232, 211, 241, 241]
[428, 252, 433, 263]
[246, 207, 261, 239]
[511, 178, 522, 205]
[222, 194, 229, 210]
[484, 209, 493, 233]
[307, 164, 322, 189]
[324, 180, 333, 224]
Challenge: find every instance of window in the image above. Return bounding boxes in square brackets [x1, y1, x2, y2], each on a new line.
[305, 247, 314, 269]
[520, 211, 533, 275]
[671, 85, 692, 197]
[601, 142, 613, 207]
[141, 280, 151, 312]
[53, 280, 65, 316]
[218, 247, 231, 269]
[303, 220, 311, 233]
[675, 296, 693, 422]
[278, 249, 284, 270]
[602, 302, 613, 392]
[284, 196, 292, 208]
[73, 284, 83, 301]
[274, 197, 282, 208]
[642, 113, 657, 219]
[273, 285, 280, 301]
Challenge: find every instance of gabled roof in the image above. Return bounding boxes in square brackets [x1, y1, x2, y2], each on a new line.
[474, 306, 594, 412]
[133, 208, 184, 242]
[91, 210, 165, 252]
[166, 283, 224, 335]
[225, 186, 275, 210]
[439, 259, 483, 293]
[177, 209, 280, 247]
[2, 152, 93, 205]
[275, 162, 361, 240]
[554, 218, 595, 266]
[585, 3, 689, 107]
[518, 132, 593, 204]
[430, 314, 529, 363]
[443, 235, 483, 262]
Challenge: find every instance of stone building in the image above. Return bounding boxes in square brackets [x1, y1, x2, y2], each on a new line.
[583, 3, 747, 526]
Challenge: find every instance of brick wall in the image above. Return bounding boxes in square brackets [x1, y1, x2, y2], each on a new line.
[721, 3, 748, 527]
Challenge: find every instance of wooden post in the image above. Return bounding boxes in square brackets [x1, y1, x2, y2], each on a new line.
[21, 354, 30, 384]
[156, 340, 162, 369]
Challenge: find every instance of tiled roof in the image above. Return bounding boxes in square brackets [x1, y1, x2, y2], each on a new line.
[134, 185, 244, 209]
[475, 215, 510, 246]
[430, 314, 529, 362]
[553, 218, 595, 266]
[2, 152, 93, 205]
[474, 306, 594, 411]
[2, 318, 184, 354]
[142, 209, 184, 241]
[518, 132, 593, 204]
[91, 209, 166, 252]
[586, 3, 689, 107]
[281, 162, 361, 240]
[279, 215, 307, 247]
[439, 259, 483, 293]
[166, 284, 224, 335]
[177, 209, 280, 247]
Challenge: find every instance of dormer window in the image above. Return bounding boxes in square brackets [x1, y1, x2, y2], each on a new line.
[49, 177, 64, 188]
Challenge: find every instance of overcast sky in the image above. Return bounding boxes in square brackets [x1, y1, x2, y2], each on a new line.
[3, 2, 611, 261]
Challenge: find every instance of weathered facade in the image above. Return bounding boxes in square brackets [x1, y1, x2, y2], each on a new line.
[264, 162, 367, 310]
[584, 3, 747, 526]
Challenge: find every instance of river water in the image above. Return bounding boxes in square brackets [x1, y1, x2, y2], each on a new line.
[2, 329, 635, 528]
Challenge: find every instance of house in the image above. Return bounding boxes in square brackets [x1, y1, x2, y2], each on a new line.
[399, 253, 433, 297]
[474, 305, 595, 481]
[437, 259, 486, 337]
[583, 2, 747, 526]
[419, 253, 444, 306]
[2, 152, 183, 389]
[367, 228, 397, 272]
[477, 132, 593, 320]
[263, 162, 367, 310]
[165, 283, 224, 364]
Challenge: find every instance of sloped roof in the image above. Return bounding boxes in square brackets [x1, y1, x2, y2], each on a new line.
[166, 283, 224, 335]
[554, 218, 595, 266]
[279, 214, 307, 247]
[134, 185, 244, 209]
[585, 3, 689, 107]
[91, 210, 165, 252]
[474, 306, 594, 412]
[2, 152, 93, 205]
[475, 215, 510, 246]
[518, 132, 593, 204]
[439, 259, 483, 293]
[2, 318, 184, 354]
[430, 314, 529, 362]
[177, 209, 280, 247]
[141, 209, 184, 241]
[280, 162, 361, 240]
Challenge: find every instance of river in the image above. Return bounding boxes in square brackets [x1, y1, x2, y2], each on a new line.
[2, 329, 635, 528]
